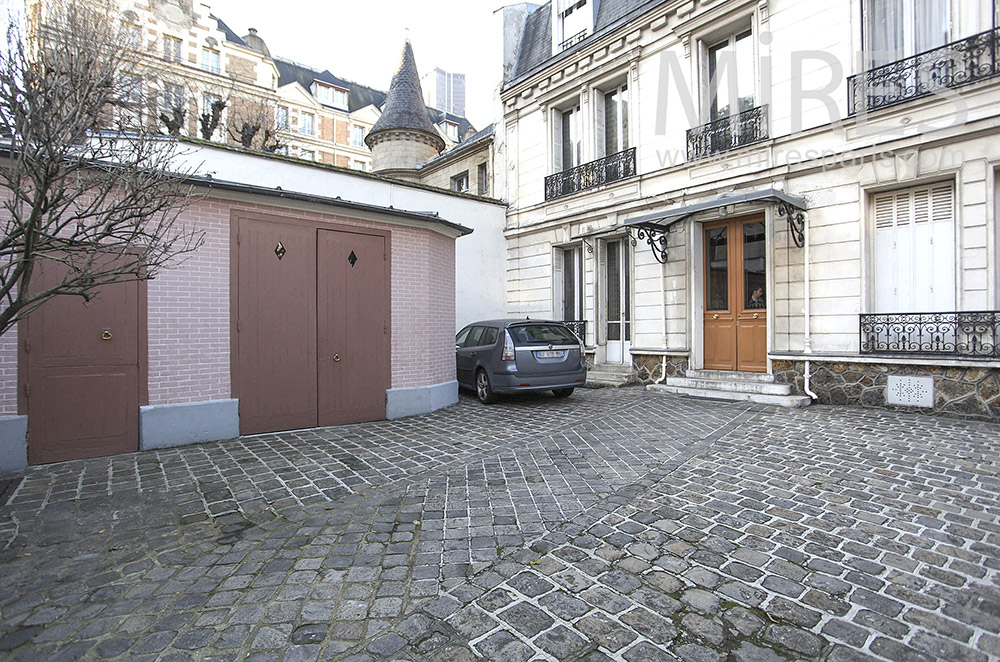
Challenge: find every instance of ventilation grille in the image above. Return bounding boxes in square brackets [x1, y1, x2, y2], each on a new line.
[887, 375, 934, 408]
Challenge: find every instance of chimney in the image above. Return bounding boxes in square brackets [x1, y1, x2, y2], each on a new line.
[503, 3, 540, 83]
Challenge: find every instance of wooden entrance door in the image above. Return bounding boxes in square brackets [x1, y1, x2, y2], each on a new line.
[235, 216, 390, 435]
[24, 260, 142, 463]
[703, 216, 767, 372]
[317, 229, 389, 426]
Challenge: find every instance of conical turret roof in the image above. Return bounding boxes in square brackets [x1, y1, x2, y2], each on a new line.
[366, 41, 443, 150]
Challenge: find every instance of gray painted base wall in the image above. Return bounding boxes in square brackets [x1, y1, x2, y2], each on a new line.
[386, 380, 458, 419]
[140, 399, 240, 450]
[0, 415, 27, 473]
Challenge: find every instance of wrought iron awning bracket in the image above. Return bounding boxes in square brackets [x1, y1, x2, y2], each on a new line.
[582, 237, 594, 254]
[635, 225, 669, 264]
[624, 226, 638, 247]
[776, 201, 806, 248]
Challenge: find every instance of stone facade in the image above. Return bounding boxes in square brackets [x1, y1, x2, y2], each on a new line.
[368, 131, 444, 180]
[773, 360, 1000, 423]
[632, 355, 689, 384]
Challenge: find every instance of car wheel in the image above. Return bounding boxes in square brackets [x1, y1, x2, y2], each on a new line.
[476, 370, 499, 404]
[552, 387, 574, 398]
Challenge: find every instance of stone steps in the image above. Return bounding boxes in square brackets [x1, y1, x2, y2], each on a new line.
[648, 369, 812, 408]
[585, 364, 633, 388]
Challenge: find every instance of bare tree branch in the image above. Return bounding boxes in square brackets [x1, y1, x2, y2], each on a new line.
[0, 0, 205, 336]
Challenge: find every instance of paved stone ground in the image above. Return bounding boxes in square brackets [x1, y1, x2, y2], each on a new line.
[0, 388, 998, 661]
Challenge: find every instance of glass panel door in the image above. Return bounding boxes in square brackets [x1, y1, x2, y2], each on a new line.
[605, 239, 631, 364]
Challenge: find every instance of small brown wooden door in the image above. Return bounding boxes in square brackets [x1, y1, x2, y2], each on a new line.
[317, 229, 389, 426]
[24, 260, 142, 464]
[236, 219, 318, 434]
[703, 216, 767, 372]
[236, 216, 390, 435]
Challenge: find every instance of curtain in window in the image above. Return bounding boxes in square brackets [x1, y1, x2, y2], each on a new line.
[914, 0, 949, 53]
[866, 0, 905, 67]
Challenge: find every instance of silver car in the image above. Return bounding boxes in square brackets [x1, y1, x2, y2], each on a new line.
[456, 319, 587, 404]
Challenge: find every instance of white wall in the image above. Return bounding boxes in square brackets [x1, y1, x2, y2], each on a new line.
[178, 143, 508, 328]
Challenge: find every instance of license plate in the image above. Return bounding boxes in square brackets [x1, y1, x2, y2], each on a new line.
[536, 350, 563, 359]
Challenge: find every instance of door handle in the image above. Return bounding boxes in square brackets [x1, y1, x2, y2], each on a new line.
[753, 313, 759, 319]
[333, 354, 341, 362]
[713, 314, 719, 319]
[101, 330, 112, 340]
[470, 352, 477, 357]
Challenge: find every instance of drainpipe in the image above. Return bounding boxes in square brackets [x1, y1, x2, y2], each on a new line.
[802, 213, 819, 401]
[656, 248, 669, 384]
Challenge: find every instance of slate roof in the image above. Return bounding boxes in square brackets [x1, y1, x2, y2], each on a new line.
[213, 16, 247, 48]
[511, 0, 666, 82]
[274, 58, 387, 113]
[366, 41, 443, 148]
[422, 123, 494, 169]
[426, 110, 474, 142]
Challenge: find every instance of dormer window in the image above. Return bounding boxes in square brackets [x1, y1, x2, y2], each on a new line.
[312, 81, 349, 110]
[556, 0, 592, 52]
[443, 120, 459, 141]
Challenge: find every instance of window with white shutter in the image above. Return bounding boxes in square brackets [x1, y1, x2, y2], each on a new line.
[873, 183, 955, 312]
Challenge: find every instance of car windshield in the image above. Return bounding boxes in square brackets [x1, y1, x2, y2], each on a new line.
[508, 324, 578, 345]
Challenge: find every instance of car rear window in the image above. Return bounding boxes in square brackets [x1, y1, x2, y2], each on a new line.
[509, 324, 578, 345]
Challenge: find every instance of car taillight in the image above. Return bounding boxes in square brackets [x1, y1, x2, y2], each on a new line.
[502, 330, 515, 361]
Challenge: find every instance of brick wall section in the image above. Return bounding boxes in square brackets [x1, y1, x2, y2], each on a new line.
[0, 327, 16, 415]
[0, 193, 458, 414]
[146, 196, 231, 405]
[389, 228, 456, 388]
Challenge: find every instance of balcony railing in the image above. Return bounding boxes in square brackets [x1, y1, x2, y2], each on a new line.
[860, 311, 1000, 358]
[848, 28, 1000, 115]
[562, 320, 587, 344]
[559, 30, 587, 52]
[686, 105, 769, 161]
[544, 147, 636, 201]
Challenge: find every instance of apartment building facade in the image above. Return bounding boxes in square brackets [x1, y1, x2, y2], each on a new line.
[501, 0, 1000, 421]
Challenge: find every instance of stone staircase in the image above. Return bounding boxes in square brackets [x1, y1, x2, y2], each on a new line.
[647, 369, 812, 407]
[585, 363, 634, 388]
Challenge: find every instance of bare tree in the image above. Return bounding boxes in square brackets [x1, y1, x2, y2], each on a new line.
[226, 94, 286, 152]
[0, 0, 204, 335]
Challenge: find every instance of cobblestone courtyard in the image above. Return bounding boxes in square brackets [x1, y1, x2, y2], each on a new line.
[1, 388, 998, 661]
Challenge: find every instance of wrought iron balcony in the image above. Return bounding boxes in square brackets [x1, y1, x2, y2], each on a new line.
[559, 30, 587, 52]
[848, 28, 1000, 115]
[544, 147, 636, 201]
[860, 311, 1000, 358]
[686, 105, 768, 161]
[562, 320, 587, 343]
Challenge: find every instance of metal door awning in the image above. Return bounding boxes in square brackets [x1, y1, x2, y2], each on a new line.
[623, 188, 807, 262]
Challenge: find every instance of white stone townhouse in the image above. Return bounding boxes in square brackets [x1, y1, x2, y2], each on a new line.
[498, 0, 1000, 421]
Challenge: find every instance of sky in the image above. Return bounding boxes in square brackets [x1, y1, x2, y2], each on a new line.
[204, 0, 508, 129]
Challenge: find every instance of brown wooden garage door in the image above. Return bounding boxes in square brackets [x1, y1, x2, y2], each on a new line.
[23, 260, 143, 464]
[235, 215, 390, 435]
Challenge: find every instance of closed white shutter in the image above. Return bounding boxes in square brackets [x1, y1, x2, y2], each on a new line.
[553, 247, 565, 319]
[873, 183, 955, 313]
[552, 109, 563, 173]
[594, 89, 606, 159]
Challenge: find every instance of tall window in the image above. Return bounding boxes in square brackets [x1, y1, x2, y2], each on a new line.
[873, 182, 955, 312]
[300, 112, 314, 135]
[202, 49, 220, 74]
[333, 88, 349, 109]
[161, 83, 183, 112]
[276, 106, 288, 129]
[443, 121, 459, 141]
[598, 84, 628, 157]
[125, 23, 141, 50]
[558, 246, 583, 323]
[162, 35, 182, 63]
[553, 104, 582, 172]
[299, 150, 315, 161]
[557, 0, 591, 50]
[350, 125, 365, 146]
[864, 0, 950, 68]
[451, 171, 470, 193]
[477, 163, 488, 195]
[707, 30, 755, 121]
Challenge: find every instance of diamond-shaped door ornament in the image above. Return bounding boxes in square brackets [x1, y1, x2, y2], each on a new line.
[274, 242, 286, 260]
[348, 251, 358, 267]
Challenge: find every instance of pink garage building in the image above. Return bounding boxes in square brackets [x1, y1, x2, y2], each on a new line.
[0, 147, 502, 470]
